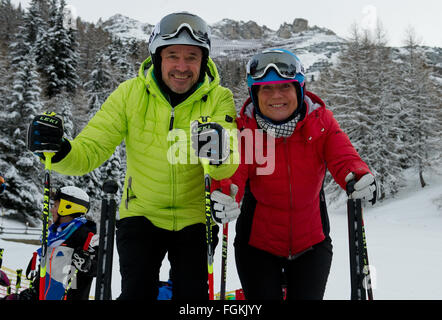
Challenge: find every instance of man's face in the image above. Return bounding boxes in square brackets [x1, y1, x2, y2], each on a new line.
[160, 44, 203, 94]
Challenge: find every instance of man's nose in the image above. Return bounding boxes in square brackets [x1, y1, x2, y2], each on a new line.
[174, 58, 189, 72]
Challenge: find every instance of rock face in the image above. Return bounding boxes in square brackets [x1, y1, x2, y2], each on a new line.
[211, 19, 270, 39]
[276, 18, 310, 38]
[292, 18, 309, 33]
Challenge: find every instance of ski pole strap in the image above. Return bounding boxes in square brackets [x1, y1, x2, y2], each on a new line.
[210, 178, 232, 194]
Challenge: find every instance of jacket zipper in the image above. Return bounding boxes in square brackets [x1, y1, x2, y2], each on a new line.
[169, 107, 175, 131]
[283, 138, 295, 260]
[168, 106, 177, 230]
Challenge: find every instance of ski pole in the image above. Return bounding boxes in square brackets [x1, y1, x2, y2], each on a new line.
[347, 180, 373, 300]
[220, 222, 228, 300]
[15, 269, 22, 294]
[26, 252, 38, 290]
[95, 180, 118, 300]
[211, 179, 232, 301]
[355, 198, 374, 300]
[202, 161, 215, 300]
[39, 152, 54, 300]
[194, 116, 217, 300]
[0, 248, 11, 288]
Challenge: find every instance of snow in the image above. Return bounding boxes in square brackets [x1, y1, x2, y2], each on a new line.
[1, 170, 441, 300]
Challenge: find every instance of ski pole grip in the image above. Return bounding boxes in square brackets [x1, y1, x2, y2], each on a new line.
[103, 180, 118, 194]
[346, 179, 356, 195]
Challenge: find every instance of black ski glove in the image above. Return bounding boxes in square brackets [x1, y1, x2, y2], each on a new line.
[72, 247, 96, 274]
[191, 119, 230, 165]
[72, 249, 94, 273]
[27, 112, 71, 163]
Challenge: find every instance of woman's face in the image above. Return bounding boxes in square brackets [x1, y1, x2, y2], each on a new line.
[257, 82, 298, 122]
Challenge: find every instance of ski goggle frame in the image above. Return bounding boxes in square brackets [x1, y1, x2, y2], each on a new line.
[157, 12, 211, 46]
[247, 50, 304, 80]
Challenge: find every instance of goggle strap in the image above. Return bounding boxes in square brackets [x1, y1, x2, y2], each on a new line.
[252, 79, 299, 86]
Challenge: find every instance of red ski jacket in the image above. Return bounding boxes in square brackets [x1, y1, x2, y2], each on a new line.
[231, 91, 371, 258]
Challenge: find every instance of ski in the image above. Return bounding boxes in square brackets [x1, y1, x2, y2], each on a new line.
[94, 180, 118, 300]
[347, 180, 374, 300]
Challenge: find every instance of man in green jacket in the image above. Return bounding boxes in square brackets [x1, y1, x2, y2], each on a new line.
[27, 12, 238, 300]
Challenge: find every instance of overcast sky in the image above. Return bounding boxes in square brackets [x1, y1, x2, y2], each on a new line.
[10, 0, 442, 47]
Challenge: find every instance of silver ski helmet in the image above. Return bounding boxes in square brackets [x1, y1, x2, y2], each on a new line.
[148, 11, 211, 56]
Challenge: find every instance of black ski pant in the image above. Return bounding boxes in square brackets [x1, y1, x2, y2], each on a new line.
[235, 237, 333, 300]
[116, 216, 218, 300]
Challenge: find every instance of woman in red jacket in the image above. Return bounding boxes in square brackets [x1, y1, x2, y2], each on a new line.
[211, 49, 377, 300]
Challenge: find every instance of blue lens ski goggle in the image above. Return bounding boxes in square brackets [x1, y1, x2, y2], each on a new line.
[247, 50, 304, 80]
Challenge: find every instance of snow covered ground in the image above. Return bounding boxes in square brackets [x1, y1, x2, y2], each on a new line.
[1, 170, 441, 300]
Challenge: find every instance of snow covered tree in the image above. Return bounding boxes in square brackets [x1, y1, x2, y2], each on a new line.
[35, 0, 79, 98]
[23, 0, 47, 45]
[0, 28, 43, 221]
[316, 25, 406, 202]
[0, 0, 24, 51]
[106, 37, 137, 84]
[84, 51, 117, 114]
[397, 28, 442, 188]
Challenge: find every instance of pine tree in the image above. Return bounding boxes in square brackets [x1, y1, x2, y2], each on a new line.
[316, 24, 406, 202]
[106, 37, 137, 84]
[0, 29, 43, 221]
[397, 28, 442, 187]
[84, 52, 116, 114]
[23, 0, 47, 45]
[35, 0, 79, 98]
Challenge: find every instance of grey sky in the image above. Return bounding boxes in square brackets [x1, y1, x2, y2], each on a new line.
[10, 0, 442, 47]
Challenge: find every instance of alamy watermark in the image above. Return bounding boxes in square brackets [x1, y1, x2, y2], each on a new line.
[167, 127, 276, 176]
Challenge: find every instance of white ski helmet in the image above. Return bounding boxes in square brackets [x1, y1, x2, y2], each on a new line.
[53, 186, 90, 216]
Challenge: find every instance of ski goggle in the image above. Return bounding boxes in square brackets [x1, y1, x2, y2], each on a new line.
[247, 50, 304, 80]
[157, 12, 210, 45]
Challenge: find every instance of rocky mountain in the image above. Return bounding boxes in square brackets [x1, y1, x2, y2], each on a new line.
[98, 14, 441, 104]
[99, 14, 345, 80]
